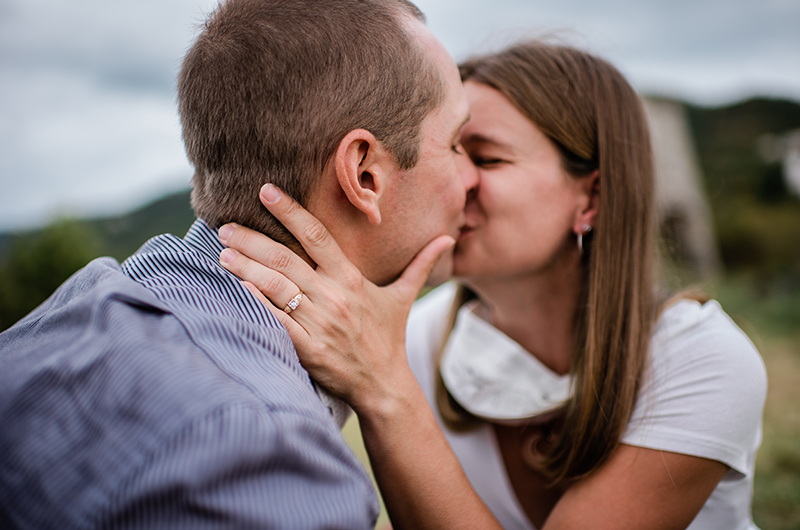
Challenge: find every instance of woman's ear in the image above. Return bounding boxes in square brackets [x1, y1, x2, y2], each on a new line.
[573, 169, 599, 233]
[334, 129, 393, 226]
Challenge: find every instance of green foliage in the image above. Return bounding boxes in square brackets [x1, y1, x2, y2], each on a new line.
[712, 272, 800, 342]
[0, 219, 101, 331]
[714, 196, 800, 277]
[685, 98, 800, 294]
[751, 334, 800, 530]
[688, 98, 800, 201]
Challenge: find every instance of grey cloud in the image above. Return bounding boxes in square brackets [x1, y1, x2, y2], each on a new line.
[417, 0, 800, 103]
[0, 0, 215, 95]
[0, 0, 216, 231]
[1, 0, 799, 232]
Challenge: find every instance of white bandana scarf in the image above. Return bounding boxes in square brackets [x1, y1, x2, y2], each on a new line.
[440, 301, 572, 424]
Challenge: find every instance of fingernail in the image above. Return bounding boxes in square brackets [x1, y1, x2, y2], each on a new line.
[261, 183, 281, 204]
[220, 248, 238, 264]
[218, 224, 234, 242]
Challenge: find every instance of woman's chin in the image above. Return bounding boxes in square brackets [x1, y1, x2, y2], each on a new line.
[425, 248, 455, 287]
[452, 244, 488, 280]
[452, 260, 484, 282]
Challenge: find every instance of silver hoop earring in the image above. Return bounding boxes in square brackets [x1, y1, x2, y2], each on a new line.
[577, 224, 592, 256]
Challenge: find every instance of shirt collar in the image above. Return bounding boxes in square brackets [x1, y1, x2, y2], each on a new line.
[183, 219, 229, 266]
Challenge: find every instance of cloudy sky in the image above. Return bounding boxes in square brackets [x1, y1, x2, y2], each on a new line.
[1, 0, 798, 232]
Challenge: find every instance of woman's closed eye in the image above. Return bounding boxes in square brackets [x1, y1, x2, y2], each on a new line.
[471, 156, 505, 168]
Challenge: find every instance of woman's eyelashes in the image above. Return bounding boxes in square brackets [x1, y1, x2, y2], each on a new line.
[470, 154, 505, 167]
[464, 145, 506, 167]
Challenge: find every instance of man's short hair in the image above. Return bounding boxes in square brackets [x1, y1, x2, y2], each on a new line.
[178, 0, 444, 246]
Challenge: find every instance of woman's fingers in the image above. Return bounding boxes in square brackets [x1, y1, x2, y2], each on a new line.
[219, 184, 457, 410]
[240, 280, 274, 309]
[222, 248, 322, 340]
[388, 235, 456, 304]
[220, 247, 305, 310]
[241, 281, 314, 352]
[219, 223, 322, 297]
[259, 184, 350, 278]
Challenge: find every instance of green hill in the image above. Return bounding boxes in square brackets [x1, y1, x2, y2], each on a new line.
[0, 189, 195, 264]
[85, 189, 195, 261]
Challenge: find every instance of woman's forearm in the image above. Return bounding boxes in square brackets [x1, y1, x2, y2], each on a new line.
[354, 367, 502, 530]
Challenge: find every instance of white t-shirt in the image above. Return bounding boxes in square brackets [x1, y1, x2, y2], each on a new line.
[406, 283, 767, 530]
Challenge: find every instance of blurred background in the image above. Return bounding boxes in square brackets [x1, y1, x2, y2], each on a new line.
[1, 0, 799, 527]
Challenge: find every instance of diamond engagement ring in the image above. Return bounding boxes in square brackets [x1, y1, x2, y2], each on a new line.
[284, 292, 303, 314]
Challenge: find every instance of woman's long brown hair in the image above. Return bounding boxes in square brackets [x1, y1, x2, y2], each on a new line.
[436, 41, 657, 483]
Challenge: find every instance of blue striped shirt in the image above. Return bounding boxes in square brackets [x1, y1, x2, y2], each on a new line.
[0, 220, 378, 529]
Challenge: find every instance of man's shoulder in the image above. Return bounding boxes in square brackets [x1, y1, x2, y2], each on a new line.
[0, 252, 323, 430]
[0, 256, 363, 528]
[0, 254, 319, 414]
[0, 256, 230, 408]
[120, 224, 321, 405]
[0, 256, 168, 350]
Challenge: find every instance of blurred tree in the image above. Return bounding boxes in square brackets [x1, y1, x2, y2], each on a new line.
[0, 219, 100, 331]
[757, 162, 790, 203]
[687, 98, 800, 286]
[715, 196, 800, 280]
[689, 98, 800, 201]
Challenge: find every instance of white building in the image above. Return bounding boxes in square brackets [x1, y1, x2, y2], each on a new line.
[758, 129, 800, 197]
[643, 97, 722, 278]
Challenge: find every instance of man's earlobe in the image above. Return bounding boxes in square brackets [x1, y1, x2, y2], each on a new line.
[335, 129, 387, 225]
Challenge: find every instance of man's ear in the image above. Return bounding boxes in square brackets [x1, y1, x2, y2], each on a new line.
[334, 129, 394, 226]
[573, 169, 599, 232]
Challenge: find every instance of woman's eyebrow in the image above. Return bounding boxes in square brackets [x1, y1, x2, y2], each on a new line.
[451, 113, 472, 144]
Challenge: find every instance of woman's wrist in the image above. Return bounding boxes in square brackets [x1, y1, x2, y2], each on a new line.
[350, 358, 424, 425]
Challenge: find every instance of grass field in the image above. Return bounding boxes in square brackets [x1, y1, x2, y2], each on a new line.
[752, 334, 800, 529]
[715, 275, 800, 530]
[342, 274, 800, 529]
[342, 418, 390, 529]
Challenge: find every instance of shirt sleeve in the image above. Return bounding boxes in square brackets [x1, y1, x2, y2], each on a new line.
[622, 300, 767, 478]
[101, 404, 378, 529]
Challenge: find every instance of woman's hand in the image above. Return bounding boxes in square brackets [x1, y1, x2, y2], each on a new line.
[217, 183, 455, 414]
[218, 184, 503, 530]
